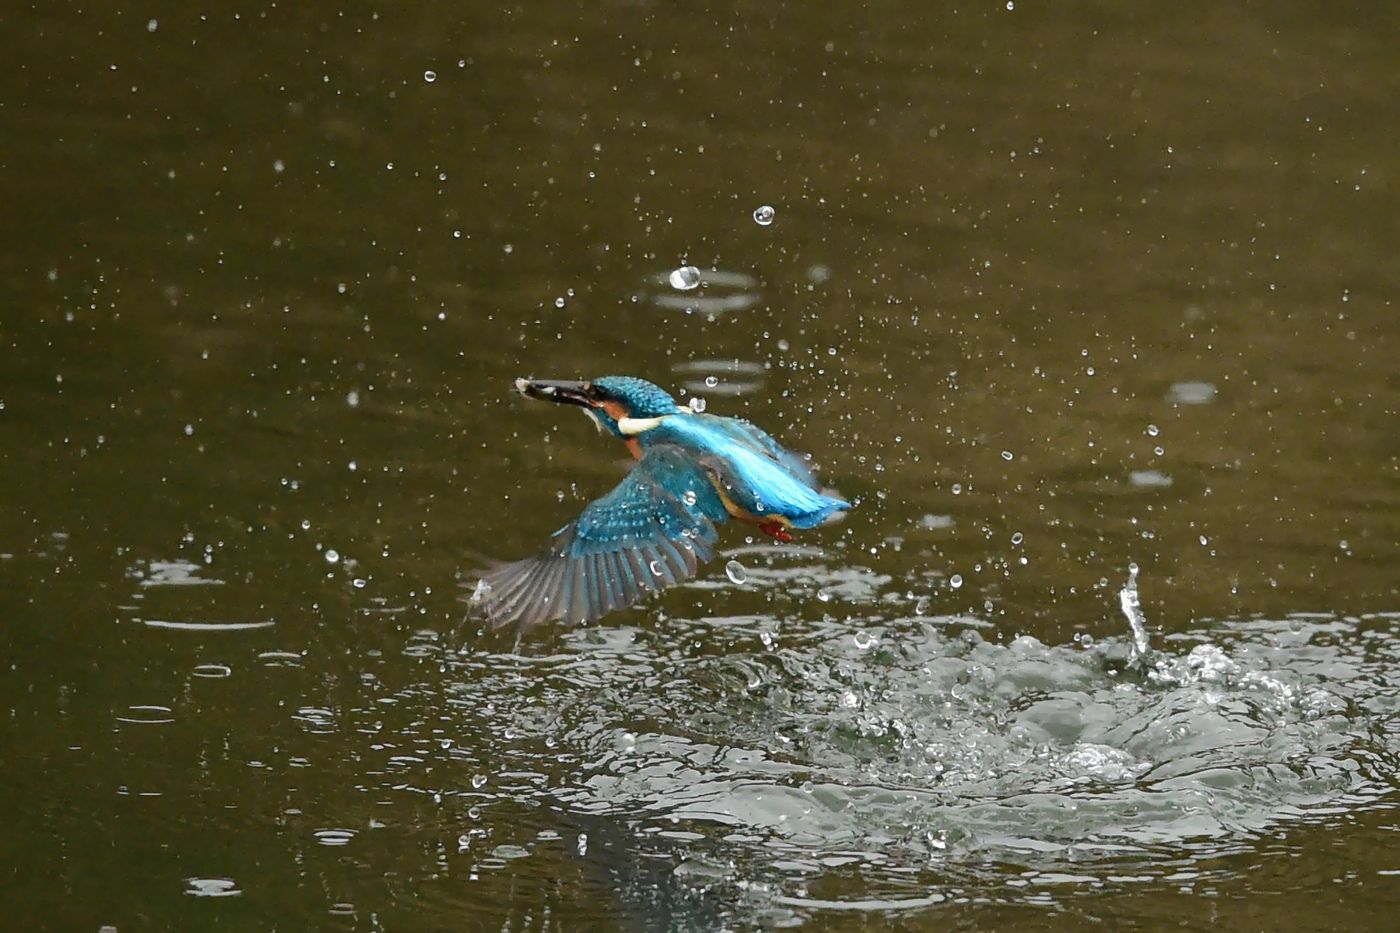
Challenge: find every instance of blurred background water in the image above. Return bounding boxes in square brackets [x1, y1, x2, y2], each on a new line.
[1, 2, 1397, 929]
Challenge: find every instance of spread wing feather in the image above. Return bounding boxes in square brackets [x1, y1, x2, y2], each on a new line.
[474, 445, 728, 630]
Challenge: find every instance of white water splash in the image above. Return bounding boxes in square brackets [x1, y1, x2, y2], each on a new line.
[1119, 562, 1152, 665]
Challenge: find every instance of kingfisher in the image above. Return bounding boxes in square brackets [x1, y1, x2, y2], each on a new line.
[472, 375, 850, 630]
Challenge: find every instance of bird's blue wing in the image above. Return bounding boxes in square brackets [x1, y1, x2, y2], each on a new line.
[474, 445, 729, 630]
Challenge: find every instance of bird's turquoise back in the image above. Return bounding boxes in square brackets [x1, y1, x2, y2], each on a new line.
[644, 413, 848, 529]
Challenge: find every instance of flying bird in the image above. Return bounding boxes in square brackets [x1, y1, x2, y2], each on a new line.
[472, 375, 850, 630]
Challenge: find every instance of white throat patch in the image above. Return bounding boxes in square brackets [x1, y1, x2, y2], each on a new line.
[616, 416, 666, 436]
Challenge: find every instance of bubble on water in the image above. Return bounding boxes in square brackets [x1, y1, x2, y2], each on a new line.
[752, 204, 775, 226]
[725, 560, 748, 585]
[424, 70, 437, 83]
[471, 773, 488, 789]
[1147, 423, 1160, 437]
[1011, 531, 1024, 545]
[853, 630, 876, 650]
[324, 549, 340, 564]
[668, 265, 701, 290]
[949, 574, 964, 589]
[704, 375, 719, 388]
[1001, 450, 1014, 461]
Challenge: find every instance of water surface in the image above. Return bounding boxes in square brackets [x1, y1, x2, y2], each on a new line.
[2, 2, 1397, 929]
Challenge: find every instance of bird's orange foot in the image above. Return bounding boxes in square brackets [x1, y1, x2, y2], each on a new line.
[759, 521, 793, 543]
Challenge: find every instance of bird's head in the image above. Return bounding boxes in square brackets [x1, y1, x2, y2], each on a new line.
[514, 375, 681, 438]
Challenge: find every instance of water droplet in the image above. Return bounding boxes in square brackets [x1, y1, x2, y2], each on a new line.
[577, 833, 588, 856]
[682, 490, 698, 507]
[345, 390, 360, 408]
[471, 773, 488, 789]
[424, 70, 437, 83]
[853, 630, 875, 650]
[914, 595, 931, 615]
[725, 560, 747, 584]
[272, 159, 285, 174]
[949, 574, 964, 589]
[352, 578, 367, 589]
[300, 519, 311, 530]
[1011, 531, 1024, 545]
[704, 375, 719, 388]
[648, 560, 663, 577]
[668, 265, 701, 290]
[553, 296, 565, 308]
[752, 204, 775, 226]
[146, 19, 159, 33]
[1147, 423, 1160, 437]
[325, 549, 340, 564]
[1001, 450, 1014, 461]
[688, 396, 707, 412]
[951, 483, 963, 495]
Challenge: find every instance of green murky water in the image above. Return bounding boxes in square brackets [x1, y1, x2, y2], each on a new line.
[2, 2, 1397, 929]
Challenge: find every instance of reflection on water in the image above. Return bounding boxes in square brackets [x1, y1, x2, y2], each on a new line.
[641, 268, 762, 316]
[672, 358, 768, 397]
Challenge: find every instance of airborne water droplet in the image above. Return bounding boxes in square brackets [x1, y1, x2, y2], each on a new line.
[752, 204, 775, 226]
[949, 573, 964, 589]
[424, 70, 437, 83]
[725, 560, 747, 584]
[668, 265, 701, 290]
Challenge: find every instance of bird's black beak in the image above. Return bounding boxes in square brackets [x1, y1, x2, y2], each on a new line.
[514, 378, 597, 408]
